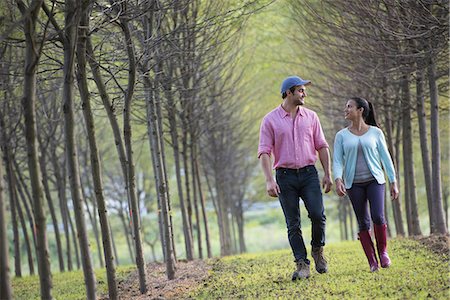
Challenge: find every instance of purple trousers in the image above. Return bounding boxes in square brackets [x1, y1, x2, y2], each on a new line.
[347, 180, 386, 232]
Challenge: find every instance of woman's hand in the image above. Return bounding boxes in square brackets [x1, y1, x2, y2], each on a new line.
[335, 178, 347, 197]
[390, 182, 399, 200]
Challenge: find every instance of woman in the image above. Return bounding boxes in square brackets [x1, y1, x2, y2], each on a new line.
[333, 97, 399, 272]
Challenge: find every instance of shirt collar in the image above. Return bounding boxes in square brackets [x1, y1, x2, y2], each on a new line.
[278, 105, 305, 118]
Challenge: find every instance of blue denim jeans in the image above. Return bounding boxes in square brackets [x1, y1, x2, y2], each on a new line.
[276, 165, 326, 262]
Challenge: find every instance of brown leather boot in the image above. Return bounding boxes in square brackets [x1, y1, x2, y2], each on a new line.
[311, 246, 328, 274]
[358, 230, 379, 272]
[374, 223, 391, 268]
[292, 259, 310, 280]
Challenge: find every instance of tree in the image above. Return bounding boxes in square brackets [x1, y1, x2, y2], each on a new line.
[15, 0, 53, 298]
[76, 0, 118, 297]
[0, 148, 12, 300]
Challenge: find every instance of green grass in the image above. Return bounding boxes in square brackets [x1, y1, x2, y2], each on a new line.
[11, 238, 449, 299]
[190, 238, 449, 299]
[12, 265, 135, 300]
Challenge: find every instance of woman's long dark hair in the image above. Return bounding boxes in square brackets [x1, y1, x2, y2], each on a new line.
[350, 97, 379, 127]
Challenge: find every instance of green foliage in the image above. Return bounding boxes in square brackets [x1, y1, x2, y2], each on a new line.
[191, 239, 449, 299]
[11, 265, 135, 300]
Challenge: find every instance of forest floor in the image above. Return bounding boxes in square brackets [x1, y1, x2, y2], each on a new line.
[111, 234, 449, 299]
[12, 234, 449, 299]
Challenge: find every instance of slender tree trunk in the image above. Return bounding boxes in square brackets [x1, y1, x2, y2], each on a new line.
[39, 152, 65, 272]
[118, 206, 135, 262]
[50, 152, 73, 270]
[85, 36, 130, 209]
[115, 6, 148, 292]
[164, 83, 194, 260]
[144, 75, 176, 279]
[15, 182, 35, 275]
[17, 0, 53, 297]
[195, 160, 212, 258]
[68, 203, 81, 269]
[235, 200, 246, 254]
[63, 1, 96, 297]
[76, 2, 118, 295]
[190, 146, 202, 259]
[401, 74, 422, 236]
[382, 76, 404, 237]
[0, 153, 12, 300]
[182, 135, 195, 241]
[110, 224, 120, 266]
[12, 161, 37, 250]
[156, 97, 177, 263]
[3, 152, 21, 277]
[83, 195, 104, 267]
[415, 68, 434, 232]
[217, 182, 232, 256]
[427, 56, 447, 234]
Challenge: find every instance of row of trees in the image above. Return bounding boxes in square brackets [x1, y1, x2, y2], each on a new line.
[288, 0, 448, 238]
[0, 0, 271, 299]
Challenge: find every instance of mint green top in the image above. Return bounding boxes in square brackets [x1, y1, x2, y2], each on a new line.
[333, 126, 397, 189]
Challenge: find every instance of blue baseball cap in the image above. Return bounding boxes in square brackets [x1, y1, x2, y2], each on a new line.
[280, 76, 311, 94]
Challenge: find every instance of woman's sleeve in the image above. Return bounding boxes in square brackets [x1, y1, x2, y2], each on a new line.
[333, 132, 344, 180]
[377, 130, 396, 183]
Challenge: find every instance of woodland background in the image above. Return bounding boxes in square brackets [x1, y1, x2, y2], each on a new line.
[0, 0, 448, 299]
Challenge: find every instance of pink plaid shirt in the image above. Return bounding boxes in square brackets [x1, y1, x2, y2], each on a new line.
[258, 105, 329, 169]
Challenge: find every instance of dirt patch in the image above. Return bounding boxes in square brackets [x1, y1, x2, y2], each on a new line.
[411, 234, 449, 260]
[107, 259, 212, 299]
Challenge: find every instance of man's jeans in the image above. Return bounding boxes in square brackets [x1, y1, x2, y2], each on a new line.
[276, 166, 326, 262]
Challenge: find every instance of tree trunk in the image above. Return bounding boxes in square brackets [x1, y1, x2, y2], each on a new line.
[164, 80, 194, 260]
[63, 1, 96, 297]
[195, 160, 212, 258]
[118, 205, 135, 262]
[17, 0, 53, 297]
[15, 182, 35, 275]
[382, 75, 404, 237]
[3, 151, 21, 277]
[39, 150, 65, 272]
[86, 36, 130, 208]
[144, 75, 176, 279]
[415, 68, 434, 232]
[0, 152, 12, 300]
[76, 2, 118, 295]
[120, 10, 148, 293]
[190, 145, 202, 259]
[427, 55, 447, 234]
[68, 203, 81, 269]
[401, 74, 422, 236]
[13, 160, 37, 248]
[182, 135, 195, 242]
[50, 151, 73, 271]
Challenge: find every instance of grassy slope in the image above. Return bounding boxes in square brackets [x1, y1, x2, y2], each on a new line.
[11, 238, 448, 299]
[191, 238, 449, 299]
[12, 265, 135, 300]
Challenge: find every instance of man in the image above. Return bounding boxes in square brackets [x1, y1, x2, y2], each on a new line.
[258, 75, 332, 280]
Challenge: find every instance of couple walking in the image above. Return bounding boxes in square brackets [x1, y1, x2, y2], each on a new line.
[258, 75, 399, 280]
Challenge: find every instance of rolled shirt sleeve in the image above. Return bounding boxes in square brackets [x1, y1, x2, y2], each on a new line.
[313, 113, 329, 150]
[257, 117, 273, 159]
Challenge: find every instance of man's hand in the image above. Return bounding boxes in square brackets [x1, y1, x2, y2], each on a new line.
[266, 179, 281, 197]
[322, 174, 332, 193]
[335, 178, 346, 197]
